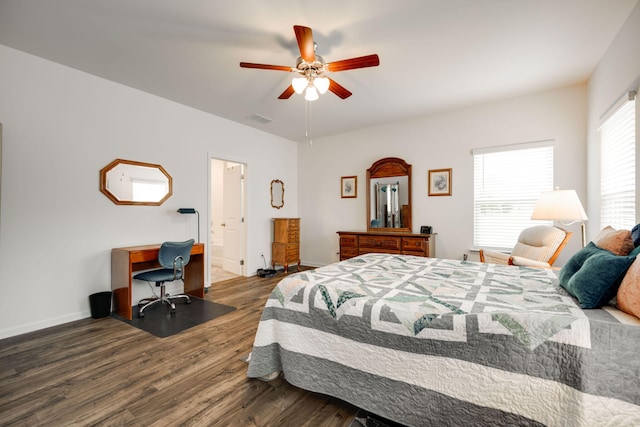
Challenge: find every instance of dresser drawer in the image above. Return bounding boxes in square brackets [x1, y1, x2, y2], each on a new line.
[286, 230, 300, 243]
[359, 235, 401, 251]
[359, 247, 401, 255]
[402, 237, 426, 253]
[402, 250, 427, 258]
[340, 234, 358, 247]
[272, 243, 299, 262]
[340, 246, 358, 259]
[288, 219, 300, 229]
[285, 244, 299, 259]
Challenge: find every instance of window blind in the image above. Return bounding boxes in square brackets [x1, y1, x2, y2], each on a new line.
[473, 142, 554, 249]
[600, 93, 636, 230]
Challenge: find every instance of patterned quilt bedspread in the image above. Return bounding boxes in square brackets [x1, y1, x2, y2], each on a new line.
[247, 254, 640, 426]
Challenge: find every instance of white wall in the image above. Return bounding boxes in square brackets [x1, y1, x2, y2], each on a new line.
[587, 2, 640, 236]
[0, 45, 298, 339]
[299, 84, 587, 267]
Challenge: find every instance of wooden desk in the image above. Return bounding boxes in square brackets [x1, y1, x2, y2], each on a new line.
[111, 243, 205, 320]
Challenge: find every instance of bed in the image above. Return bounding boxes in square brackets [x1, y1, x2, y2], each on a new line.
[247, 253, 640, 426]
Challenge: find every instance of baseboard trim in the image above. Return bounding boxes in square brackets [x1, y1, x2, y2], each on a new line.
[0, 311, 90, 340]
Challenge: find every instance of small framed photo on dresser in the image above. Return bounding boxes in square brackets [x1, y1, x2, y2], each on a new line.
[341, 176, 357, 198]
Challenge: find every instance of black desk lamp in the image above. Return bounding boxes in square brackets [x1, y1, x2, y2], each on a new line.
[177, 208, 200, 243]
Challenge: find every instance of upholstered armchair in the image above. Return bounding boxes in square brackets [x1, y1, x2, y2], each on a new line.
[479, 225, 572, 268]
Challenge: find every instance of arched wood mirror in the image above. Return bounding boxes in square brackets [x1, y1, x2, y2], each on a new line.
[100, 158, 172, 206]
[367, 157, 412, 232]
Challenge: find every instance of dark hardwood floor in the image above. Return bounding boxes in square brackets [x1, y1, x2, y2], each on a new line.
[0, 269, 359, 426]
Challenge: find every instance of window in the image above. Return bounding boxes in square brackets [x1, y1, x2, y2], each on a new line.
[600, 91, 636, 230]
[473, 142, 554, 249]
[132, 180, 169, 202]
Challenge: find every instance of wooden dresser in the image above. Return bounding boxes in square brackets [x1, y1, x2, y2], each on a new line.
[337, 231, 436, 261]
[272, 218, 300, 272]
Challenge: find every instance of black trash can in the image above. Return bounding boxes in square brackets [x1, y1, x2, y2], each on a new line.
[89, 291, 112, 319]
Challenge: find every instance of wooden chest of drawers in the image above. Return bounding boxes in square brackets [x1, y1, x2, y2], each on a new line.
[337, 231, 436, 261]
[272, 218, 300, 272]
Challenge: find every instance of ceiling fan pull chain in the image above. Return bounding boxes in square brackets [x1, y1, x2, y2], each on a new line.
[306, 100, 313, 146]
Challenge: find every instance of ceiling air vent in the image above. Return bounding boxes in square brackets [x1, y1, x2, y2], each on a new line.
[249, 113, 273, 124]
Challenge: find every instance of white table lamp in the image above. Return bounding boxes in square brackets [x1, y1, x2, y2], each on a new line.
[531, 188, 588, 246]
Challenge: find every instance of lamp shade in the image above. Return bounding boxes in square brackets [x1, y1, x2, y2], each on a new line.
[292, 77, 307, 94]
[304, 86, 319, 101]
[531, 189, 588, 222]
[177, 208, 197, 214]
[313, 76, 330, 94]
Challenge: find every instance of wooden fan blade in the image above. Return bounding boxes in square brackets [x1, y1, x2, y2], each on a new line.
[239, 62, 293, 72]
[278, 85, 295, 99]
[328, 78, 352, 99]
[294, 25, 315, 62]
[326, 54, 380, 72]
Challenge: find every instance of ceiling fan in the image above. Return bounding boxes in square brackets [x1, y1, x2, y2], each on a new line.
[240, 25, 380, 101]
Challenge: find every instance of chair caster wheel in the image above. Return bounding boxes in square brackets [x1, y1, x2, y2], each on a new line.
[138, 312, 145, 318]
[187, 299, 192, 304]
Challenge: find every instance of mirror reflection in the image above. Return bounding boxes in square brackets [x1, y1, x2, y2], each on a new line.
[367, 157, 412, 232]
[271, 179, 284, 209]
[100, 159, 172, 206]
[370, 176, 409, 228]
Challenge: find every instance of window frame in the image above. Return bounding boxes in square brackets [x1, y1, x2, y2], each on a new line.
[599, 90, 637, 231]
[473, 141, 554, 251]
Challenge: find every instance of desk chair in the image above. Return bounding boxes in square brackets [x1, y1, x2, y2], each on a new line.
[134, 239, 194, 317]
[479, 225, 571, 268]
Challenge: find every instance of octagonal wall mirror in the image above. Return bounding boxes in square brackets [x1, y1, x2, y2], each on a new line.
[100, 158, 172, 206]
[271, 179, 284, 209]
[367, 157, 412, 232]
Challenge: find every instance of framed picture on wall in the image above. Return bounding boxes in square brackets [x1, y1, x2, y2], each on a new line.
[341, 176, 357, 198]
[428, 168, 452, 196]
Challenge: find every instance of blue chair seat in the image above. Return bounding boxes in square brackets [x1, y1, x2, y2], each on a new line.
[135, 269, 182, 283]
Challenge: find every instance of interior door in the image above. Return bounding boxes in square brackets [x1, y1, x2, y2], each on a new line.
[222, 164, 244, 274]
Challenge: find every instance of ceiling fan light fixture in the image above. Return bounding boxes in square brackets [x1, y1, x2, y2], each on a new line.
[240, 25, 379, 102]
[313, 76, 329, 94]
[292, 76, 308, 94]
[305, 86, 319, 101]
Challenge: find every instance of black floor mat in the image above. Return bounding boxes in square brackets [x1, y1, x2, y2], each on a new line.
[114, 297, 235, 338]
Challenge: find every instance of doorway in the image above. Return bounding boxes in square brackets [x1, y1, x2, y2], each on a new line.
[210, 158, 246, 283]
